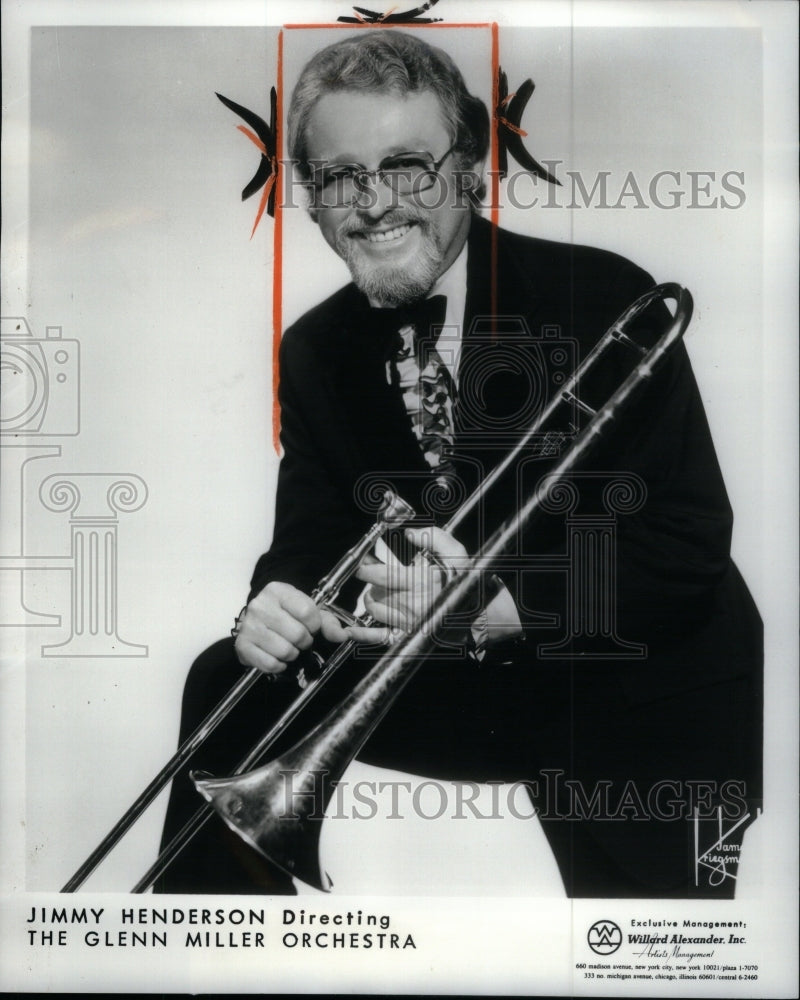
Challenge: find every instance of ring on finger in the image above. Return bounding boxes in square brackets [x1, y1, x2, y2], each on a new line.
[384, 626, 405, 646]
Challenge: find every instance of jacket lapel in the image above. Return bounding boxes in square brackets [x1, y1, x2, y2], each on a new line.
[324, 289, 431, 514]
[463, 216, 544, 341]
[458, 218, 549, 448]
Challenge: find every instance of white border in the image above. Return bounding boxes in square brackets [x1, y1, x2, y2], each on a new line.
[2, 1, 797, 995]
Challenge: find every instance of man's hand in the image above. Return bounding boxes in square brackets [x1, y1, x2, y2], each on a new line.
[347, 526, 467, 644]
[348, 525, 523, 649]
[234, 581, 348, 675]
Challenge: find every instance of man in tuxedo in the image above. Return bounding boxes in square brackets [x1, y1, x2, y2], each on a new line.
[157, 30, 762, 897]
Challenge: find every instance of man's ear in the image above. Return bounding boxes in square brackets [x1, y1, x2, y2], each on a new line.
[299, 181, 320, 223]
[289, 163, 321, 223]
[455, 158, 487, 207]
[300, 183, 320, 224]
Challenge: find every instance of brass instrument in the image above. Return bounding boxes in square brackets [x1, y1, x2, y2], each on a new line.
[63, 282, 692, 893]
[62, 491, 415, 892]
[194, 282, 694, 892]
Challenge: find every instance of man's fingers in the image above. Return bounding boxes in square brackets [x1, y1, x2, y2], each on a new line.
[355, 562, 393, 586]
[364, 591, 410, 630]
[355, 560, 413, 589]
[356, 558, 444, 591]
[234, 636, 288, 675]
[253, 607, 314, 651]
[258, 629, 302, 663]
[356, 527, 467, 590]
[345, 625, 389, 645]
[242, 606, 311, 656]
[319, 609, 349, 643]
[405, 525, 467, 560]
[346, 624, 405, 645]
[246, 581, 321, 647]
[235, 581, 325, 674]
[356, 540, 410, 586]
[271, 581, 323, 633]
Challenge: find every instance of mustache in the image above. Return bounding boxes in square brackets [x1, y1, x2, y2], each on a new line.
[336, 207, 430, 240]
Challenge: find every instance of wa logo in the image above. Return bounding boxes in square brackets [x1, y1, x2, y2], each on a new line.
[587, 919, 622, 955]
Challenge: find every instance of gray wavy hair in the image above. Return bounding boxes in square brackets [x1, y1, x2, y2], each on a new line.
[287, 30, 490, 180]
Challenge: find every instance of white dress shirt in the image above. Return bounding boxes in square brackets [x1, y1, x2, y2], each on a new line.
[427, 239, 469, 385]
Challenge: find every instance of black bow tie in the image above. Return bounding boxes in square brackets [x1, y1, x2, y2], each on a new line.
[367, 294, 447, 345]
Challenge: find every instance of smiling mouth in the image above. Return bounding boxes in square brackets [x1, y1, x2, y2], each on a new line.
[356, 223, 414, 245]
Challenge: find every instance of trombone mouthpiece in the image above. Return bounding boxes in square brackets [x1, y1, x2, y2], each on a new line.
[312, 490, 417, 606]
[378, 490, 415, 526]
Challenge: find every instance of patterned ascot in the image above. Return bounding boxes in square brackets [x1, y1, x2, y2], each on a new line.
[373, 295, 454, 481]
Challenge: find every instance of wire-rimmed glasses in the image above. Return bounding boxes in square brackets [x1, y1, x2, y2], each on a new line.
[310, 145, 457, 207]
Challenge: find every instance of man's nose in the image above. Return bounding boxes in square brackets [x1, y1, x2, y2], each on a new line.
[352, 174, 398, 218]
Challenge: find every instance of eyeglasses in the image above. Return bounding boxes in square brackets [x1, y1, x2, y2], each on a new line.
[310, 145, 457, 207]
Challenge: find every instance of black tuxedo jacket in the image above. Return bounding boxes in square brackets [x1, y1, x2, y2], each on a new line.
[244, 216, 762, 894]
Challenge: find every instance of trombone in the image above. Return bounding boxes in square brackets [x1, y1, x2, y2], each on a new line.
[63, 282, 692, 893]
[62, 492, 416, 893]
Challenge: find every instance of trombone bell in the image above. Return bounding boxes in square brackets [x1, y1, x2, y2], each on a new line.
[192, 763, 333, 892]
